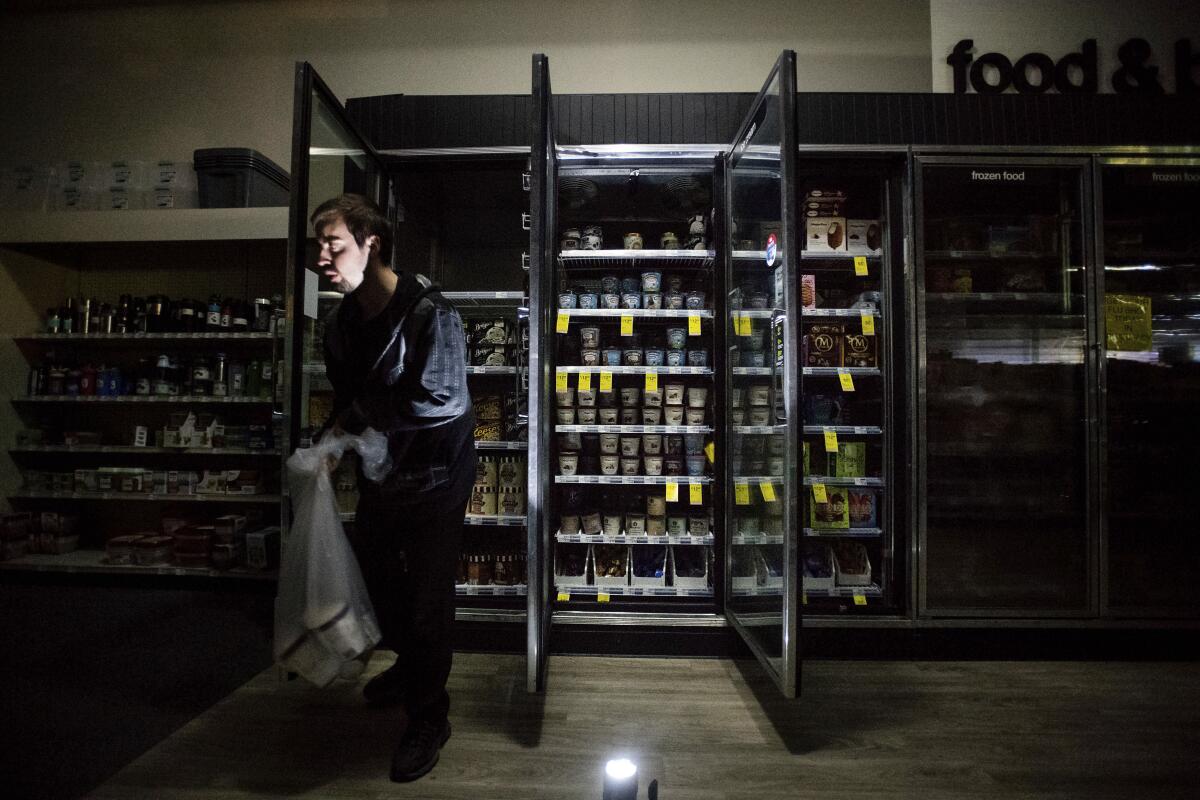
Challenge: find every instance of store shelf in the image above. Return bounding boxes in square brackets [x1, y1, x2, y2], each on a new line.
[556, 366, 711, 375]
[554, 475, 712, 486]
[555, 585, 713, 598]
[0, 549, 277, 580]
[560, 309, 713, 319]
[731, 583, 883, 598]
[17, 332, 278, 343]
[442, 291, 526, 307]
[800, 252, 882, 262]
[733, 476, 783, 485]
[732, 250, 773, 261]
[556, 533, 715, 546]
[803, 426, 883, 435]
[10, 445, 278, 456]
[13, 395, 274, 405]
[456, 583, 527, 597]
[731, 533, 785, 545]
[733, 425, 786, 435]
[559, 250, 715, 269]
[803, 476, 885, 487]
[11, 491, 280, 503]
[801, 309, 881, 318]
[465, 515, 526, 527]
[468, 366, 521, 375]
[730, 585, 784, 597]
[0, 207, 288, 244]
[803, 367, 880, 377]
[556, 425, 712, 434]
[732, 367, 775, 376]
[475, 440, 527, 450]
[803, 528, 883, 538]
[734, 309, 779, 319]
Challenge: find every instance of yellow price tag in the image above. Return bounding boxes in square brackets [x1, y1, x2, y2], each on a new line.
[688, 313, 702, 336]
[557, 591, 570, 602]
[734, 483, 751, 505]
[812, 483, 828, 503]
[853, 256, 868, 276]
[861, 311, 875, 336]
[599, 371, 613, 393]
[597, 592, 611, 603]
[645, 371, 658, 392]
[824, 429, 839, 453]
[689, 482, 704, 505]
[556, 311, 570, 333]
[838, 370, 855, 392]
[704, 442, 715, 464]
[620, 315, 634, 336]
[665, 481, 679, 502]
[577, 370, 592, 392]
[555, 371, 568, 392]
[853, 594, 867, 606]
[760, 481, 777, 502]
[737, 314, 753, 337]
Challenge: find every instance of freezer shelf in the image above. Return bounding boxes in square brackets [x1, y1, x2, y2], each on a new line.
[555, 366, 711, 375]
[560, 309, 713, 319]
[559, 250, 715, 270]
[10, 446, 279, 456]
[11, 491, 281, 503]
[732, 584, 883, 598]
[556, 425, 712, 434]
[556, 533, 715, 546]
[802, 426, 883, 435]
[340, 512, 525, 526]
[14, 395, 274, 405]
[555, 585, 713, 598]
[0, 549, 276, 580]
[456, 584, 527, 597]
[803, 476, 884, 487]
[18, 332, 279, 343]
[555, 475, 712, 485]
[803, 528, 883, 538]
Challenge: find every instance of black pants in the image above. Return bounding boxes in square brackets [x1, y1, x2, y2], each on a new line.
[351, 490, 466, 721]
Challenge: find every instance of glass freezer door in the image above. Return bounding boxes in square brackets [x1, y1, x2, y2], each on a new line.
[723, 50, 802, 698]
[285, 62, 394, 459]
[527, 53, 556, 693]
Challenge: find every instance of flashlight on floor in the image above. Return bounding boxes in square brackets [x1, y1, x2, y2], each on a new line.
[603, 758, 637, 800]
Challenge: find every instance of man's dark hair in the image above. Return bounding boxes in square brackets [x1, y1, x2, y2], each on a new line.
[310, 193, 392, 264]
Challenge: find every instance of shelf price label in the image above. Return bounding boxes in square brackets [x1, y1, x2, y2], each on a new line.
[665, 481, 679, 502]
[644, 371, 658, 392]
[704, 441, 715, 464]
[599, 370, 613, 393]
[802, 592, 808, 605]
[557, 591, 570, 602]
[735, 313, 753, 337]
[577, 370, 592, 392]
[861, 311, 875, 336]
[853, 594, 867, 606]
[853, 256, 869, 276]
[556, 311, 570, 333]
[688, 313, 702, 336]
[760, 481, 777, 502]
[823, 429, 839, 453]
[620, 315, 634, 336]
[734, 482, 751, 505]
[689, 482, 704, 506]
[555, 371, 569, 392]
[597, 592, 611, 603]
[812, 483, 828, 503]
[838, 370, 855, 392]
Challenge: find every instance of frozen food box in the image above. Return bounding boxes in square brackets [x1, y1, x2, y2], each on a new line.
[831, 442, 866, 478]
[833, 541, 872, 586]
[805, 323, 843, 367]
[805, 216, 847, 253]
[848, 489, 878, 528]
[846, 219, 882, 255]
[843, 330, 877, 368]
[809, 486, 850, 529]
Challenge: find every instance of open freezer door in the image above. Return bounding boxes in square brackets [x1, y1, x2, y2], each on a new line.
[722, 51, 802, 698]
[527, 53, 557, 693]
[285, 62, 395, 458]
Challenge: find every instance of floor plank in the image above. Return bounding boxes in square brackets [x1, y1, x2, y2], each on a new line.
[93, 654, 1200, 799]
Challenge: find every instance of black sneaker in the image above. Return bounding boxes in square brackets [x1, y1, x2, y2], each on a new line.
[363, 663, 406, 708]
[390, 716, 451, 782]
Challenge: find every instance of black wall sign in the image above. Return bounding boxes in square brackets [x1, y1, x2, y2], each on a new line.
[948, 38, 1200, 95]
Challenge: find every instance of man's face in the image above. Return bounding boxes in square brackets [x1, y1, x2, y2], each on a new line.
[316, 217, 375, 293]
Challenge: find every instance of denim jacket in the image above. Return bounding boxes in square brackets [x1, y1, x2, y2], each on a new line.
[323, 273, 476, 504]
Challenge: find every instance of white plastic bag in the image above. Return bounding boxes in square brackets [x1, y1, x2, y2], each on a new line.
[273, 429, 390, 687]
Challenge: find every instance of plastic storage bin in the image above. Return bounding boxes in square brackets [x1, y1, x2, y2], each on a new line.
[193, 148, 289, 208]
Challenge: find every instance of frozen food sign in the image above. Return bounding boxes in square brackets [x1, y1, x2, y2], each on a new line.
[946, 38, 1200, 95]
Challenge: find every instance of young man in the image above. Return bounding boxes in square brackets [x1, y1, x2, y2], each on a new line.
[313, 193, 475, 782]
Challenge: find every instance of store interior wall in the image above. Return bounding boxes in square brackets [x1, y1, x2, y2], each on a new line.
[929, 0, 1200, 93]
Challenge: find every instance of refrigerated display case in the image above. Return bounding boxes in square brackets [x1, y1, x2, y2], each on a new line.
[916, 157, 1094, 615]
[792, 151, 907, 616]
[1097, 158, 1200, 615]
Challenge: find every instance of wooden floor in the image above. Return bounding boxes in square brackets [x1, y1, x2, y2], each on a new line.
[93, 652, 1200, 799]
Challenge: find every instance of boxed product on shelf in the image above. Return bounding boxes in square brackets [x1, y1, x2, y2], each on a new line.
[848, 489, 878, 528]
[802, 542, 835, 592]
[591, 545, 629, 588]
[832, 541, 872, 586]
[810, 486, 850, 529]
[196, 470, 226, 494]
[846, 220, 882, 255]
[729, 546, 759, 590]
[670, 546, 710, 590]
[805, 323, 843, 367]
[134, 536, 175, 566]
[214, 514, 247, 537]
[225, 470, 264, 495]
[843, 330, 877, 368]
[244, 526, 280, 570]
[829, 442, 867, 478]
[554, 543, 589, 588]
[105, 534, 148, 565]
[805, 216, 848, 253]
[1, 513, 33, 561]
[74, 469, 99, 493]
[211, 540, 245, 570]
[173, 526, 213, 567]
[630, 545, 668, 588]
[756, 546, 784, 589]
[801, 274, 816, 309]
